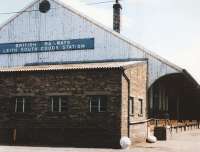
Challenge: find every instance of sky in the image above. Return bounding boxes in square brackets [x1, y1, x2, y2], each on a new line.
[0, 0, 199, 83]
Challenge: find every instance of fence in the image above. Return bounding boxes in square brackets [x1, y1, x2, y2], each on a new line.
[148, 119, 200, 134]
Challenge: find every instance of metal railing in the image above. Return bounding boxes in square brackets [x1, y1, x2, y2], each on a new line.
[148, 118, 200, 132]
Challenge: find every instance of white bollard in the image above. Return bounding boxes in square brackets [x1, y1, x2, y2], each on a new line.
[120, 136, 132, 149]
[147, 126, 157, 143]
[146, 135, 157, 143]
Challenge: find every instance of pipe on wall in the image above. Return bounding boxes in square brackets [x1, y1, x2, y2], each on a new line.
[122, 71, 130, 138]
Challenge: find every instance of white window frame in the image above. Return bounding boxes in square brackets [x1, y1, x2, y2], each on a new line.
[89, 96, 106, 113]
[51, 96, 62, 112]
[15, 97, 25, 113]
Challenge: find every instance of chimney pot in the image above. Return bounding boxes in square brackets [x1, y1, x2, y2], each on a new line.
[113, 0, 122, 33]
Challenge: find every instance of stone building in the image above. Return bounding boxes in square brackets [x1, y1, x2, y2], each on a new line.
[0, 0, 199, 148]
[0, 62, 147, 147]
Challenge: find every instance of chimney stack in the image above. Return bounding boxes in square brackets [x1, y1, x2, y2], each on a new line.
[113, 0, 122, 33]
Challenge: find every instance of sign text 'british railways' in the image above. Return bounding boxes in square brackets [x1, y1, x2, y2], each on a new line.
[0, 38, 94, 54]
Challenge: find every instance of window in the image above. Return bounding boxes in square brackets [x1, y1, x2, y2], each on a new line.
[129, 97, 134, 115]
[89, 96, 107, 112]
[50, 96, 67, 112]
[139, 99, 143, 116]
[15, 97, 31, 113]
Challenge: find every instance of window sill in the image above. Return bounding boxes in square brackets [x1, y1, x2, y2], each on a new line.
[46, 112, 68, 115]
[87, 111, 109, 114]
[10, 112, 32, 114]
[87, 111, 117, 116]
[9, 112, 33, 118]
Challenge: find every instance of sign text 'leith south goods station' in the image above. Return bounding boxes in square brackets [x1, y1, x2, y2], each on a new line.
[0, 38, 95, 54]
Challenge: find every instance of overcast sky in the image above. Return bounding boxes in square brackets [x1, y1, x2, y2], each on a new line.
[0, 0, 199, 83]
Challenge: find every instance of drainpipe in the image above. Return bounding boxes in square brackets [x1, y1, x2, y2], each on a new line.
[122, 71, 130, 138]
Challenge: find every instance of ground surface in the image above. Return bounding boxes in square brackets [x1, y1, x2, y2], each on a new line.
[0, 129, 200, 152]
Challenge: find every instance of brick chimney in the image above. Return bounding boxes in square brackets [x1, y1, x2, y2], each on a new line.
[113, 0, 122, 33]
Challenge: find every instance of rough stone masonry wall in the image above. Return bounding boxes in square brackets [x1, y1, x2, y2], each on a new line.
[121, 63, 147, 144]
[0, 69, 122, 147]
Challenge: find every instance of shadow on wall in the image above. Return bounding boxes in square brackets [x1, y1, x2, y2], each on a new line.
[0, 128, 121, 148]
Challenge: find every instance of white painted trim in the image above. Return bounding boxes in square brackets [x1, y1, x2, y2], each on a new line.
[98, 97, 101, 112]
[15, 98, 17, 112]
[51, 97, 54, 112]
[59, 97, 62, 112]
[89, 98, 92, 112]
[22, 97, 25, 112]
[15, 97, 25, 112]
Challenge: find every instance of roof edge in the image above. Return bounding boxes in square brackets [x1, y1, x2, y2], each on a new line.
[0, 61, 144, 73]
[182, 69, 199, 87]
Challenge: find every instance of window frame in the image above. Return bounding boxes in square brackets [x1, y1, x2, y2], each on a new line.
[138, 98, 143, 116]
[89, 96, 107, 113]
[15, 97, 26, 113]
[50, 96, 63, 113]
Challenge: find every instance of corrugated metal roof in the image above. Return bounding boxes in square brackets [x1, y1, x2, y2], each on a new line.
[0, 61, 144, 72]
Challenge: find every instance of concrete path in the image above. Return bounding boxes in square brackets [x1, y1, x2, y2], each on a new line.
[133, 129, 200, 152]
[0, 129, 200, 152]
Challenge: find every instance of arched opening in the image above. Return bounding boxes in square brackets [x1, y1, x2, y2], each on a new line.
[148, 70, 199, 120]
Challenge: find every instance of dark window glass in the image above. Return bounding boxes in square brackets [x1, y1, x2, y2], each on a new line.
[89, 96, 107, 112]
[61, 96, 68, 112]
[53, 96, 60, 112]
[50, 96, 67, 112]
[16, 98, 24, 112]
[139, 99, 143, 115]
[129, 97, 134, 115]
[90, 96, 99, 112]
[25, 99, 32, 113]
[99, 96, 107, 112]
[15, 97, 31, 113]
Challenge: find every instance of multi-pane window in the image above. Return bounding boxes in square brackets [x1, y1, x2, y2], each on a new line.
[15, 97, 31, 113]
[139, 99, 143, 115]
[50, 96, 67, 112]
[89, 96, 107, 112]
[129, 97, 134, 115]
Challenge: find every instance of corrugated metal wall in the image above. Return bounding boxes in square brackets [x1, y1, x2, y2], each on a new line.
[0, 0, 180, 86]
